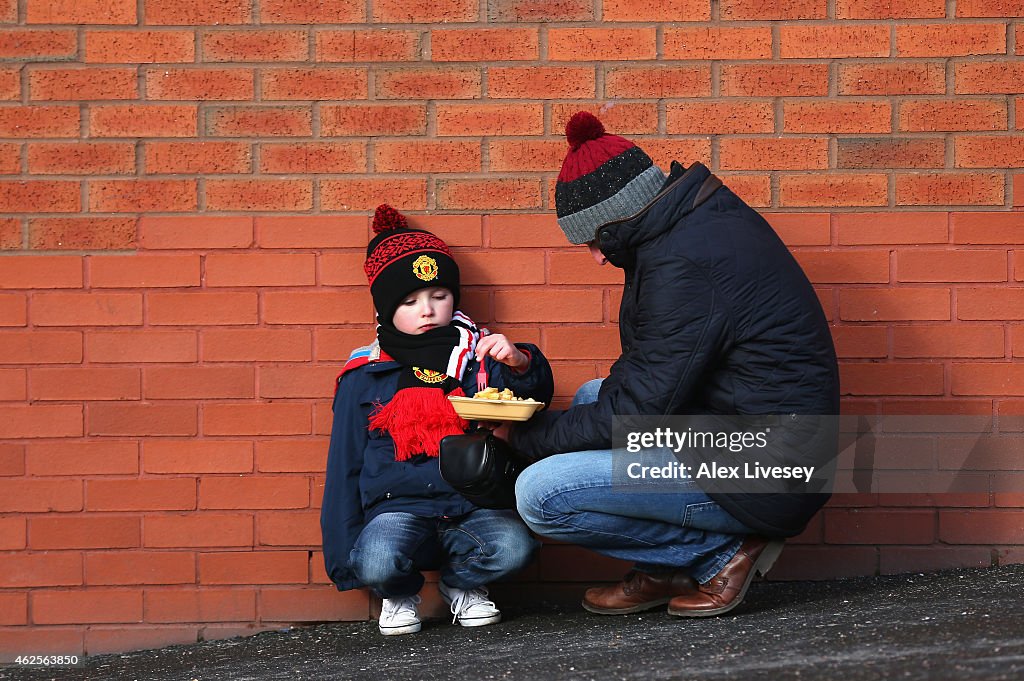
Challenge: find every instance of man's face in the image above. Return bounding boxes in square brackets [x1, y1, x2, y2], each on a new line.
[587, 241, 608, 266]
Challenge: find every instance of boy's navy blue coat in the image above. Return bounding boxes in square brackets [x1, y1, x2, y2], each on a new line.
[321, 343, 553, 592]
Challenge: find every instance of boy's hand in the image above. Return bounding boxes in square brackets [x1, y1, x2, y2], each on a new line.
[475, 334, 528, 370]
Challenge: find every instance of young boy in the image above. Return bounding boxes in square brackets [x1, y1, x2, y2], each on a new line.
[321, 205, 554, 635]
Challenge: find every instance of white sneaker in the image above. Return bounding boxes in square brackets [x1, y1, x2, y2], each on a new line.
[439, 582, 502, 627]
[378, 595, 421, 636]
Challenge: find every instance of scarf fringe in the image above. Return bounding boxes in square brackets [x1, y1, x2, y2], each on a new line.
[369, 386, 469, 461]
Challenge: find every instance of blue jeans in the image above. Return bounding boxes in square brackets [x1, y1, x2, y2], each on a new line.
[349, 508, 539, 599]
[514, 379, 748, 583]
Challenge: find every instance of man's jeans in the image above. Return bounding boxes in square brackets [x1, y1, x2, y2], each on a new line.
[514, 379, 748, 584]
[349, 508, 539, 599]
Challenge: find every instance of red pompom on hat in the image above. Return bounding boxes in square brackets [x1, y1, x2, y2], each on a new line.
[372, 203, 409, 233]
[565, 111, 606, 150]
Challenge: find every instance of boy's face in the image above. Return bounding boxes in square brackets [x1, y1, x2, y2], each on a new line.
[391, 286, 454, 335]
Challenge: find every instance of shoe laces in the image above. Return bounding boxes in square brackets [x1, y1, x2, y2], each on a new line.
[447, 586, 495, 624]
[381, 594, 420, 620]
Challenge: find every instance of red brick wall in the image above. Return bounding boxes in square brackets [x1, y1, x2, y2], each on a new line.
[2, 0, 1024, 657]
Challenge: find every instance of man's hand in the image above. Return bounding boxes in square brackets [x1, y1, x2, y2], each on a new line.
[489, 422, 513, 442]
[475, 334, 528, 370]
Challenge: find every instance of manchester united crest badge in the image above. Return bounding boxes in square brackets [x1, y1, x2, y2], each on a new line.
[412, 367, 447, 384]
[412, 255, 439, 282]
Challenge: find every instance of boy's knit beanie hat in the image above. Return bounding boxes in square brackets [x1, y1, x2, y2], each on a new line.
[364, 205, 460, 323]
[554, 111, 665, 245]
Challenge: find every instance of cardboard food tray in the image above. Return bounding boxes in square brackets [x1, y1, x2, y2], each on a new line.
[447, 395, 545, 422]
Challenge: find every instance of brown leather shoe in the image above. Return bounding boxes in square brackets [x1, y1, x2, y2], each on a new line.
[667, 537, 784, 618]
[582, 570, 697, 615]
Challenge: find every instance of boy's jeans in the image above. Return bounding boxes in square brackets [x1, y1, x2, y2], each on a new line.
[514, 379, 748, 584]
[349, 508, 539, 599]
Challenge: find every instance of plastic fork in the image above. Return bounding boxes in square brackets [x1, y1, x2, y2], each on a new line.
[475, 362, 488, 394]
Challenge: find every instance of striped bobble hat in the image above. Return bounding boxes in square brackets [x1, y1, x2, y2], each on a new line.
[554, 111, 665, 245]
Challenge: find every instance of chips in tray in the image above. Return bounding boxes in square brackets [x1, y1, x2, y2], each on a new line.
[447, 387, 544, 422]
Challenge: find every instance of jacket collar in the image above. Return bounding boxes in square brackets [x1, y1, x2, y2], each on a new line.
[595, 161, 713, 269]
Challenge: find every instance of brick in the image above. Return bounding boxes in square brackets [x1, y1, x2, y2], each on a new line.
[0, 592, 27, 624]
[487, 0, 594, 21]
[897, 23, 1007, 57]
[25, 441, 138, 476]
[263, 291, 372, 325]
[261, 587, 367, 620]
[719, 174, 772, 208]
[839, 362, 945, 395]
[1, 331, 81, 364]
[200, 476, 310, 510]
[880, 547, 993, 575]
[259, 366, 338, 399]
[435, 103, 543, 137]
[206, 106, 311, 137]
[89, 104, 197, 138]
[85, 552, 195, 586]
[665, 102, 773, 135]
[315, 29, 419, 62]
[204, 253, 316, 287]
[553, 105, 657, 137]
[784, 101, 891, 133]
[831, 325, 888, 358]
[0, 106, 80, 139]
[0, 292, 26, 325]
[29, 67, 136, 101]
[27, 0, 136, 24]
[202, 29, 307, 62]
[433, 28, 538, 61]
[90, 255, 198, 289]
[437, 178, 542, 210]
[604, 66, 708, 98]
[203, 329, 312, 362]
[85, 30, 195, 64]
[0, 29, 77, 59]
[87, 331, 197, 363]
[33, 589, 142, 624]
[838, 137, 945, 169]
[900, 99, 1006, 132]
[0, 478, 82, 511]
[488, 140, 565, 172]
[940, 510, 1024, 543]
[148, 292, 258, 325]
[262, 68, 367, 101]
[957, 0, 1024, 16]
[376, 67, 481, 99]
[780, 24, 890, 58]
[0, 67, 16, 100]
[720, 0, 827, 19]
[199, 551, 308, 585]
[837, 0, 946, 18]
[0, 217, 20, 249]
[898, 249, 1007, 282]
[896, 173, 1004, 206]
[30, 367, 140, 401]
[145, 0, 252, 24]
[720, 138, 828, 171]
[952, 212, 1024, 244]
[321, 178, 427, 211]
[825, 509, 935, 544]
[256, 441, 327, 473]
[548, 252, 625, 285]
[144, 513, 254, 548]
[143, 367, 255, 401]
[956, 136, 1024, 168]
[143, 440, 252, 474]
[665, 26, 771, 60]
[0, 628, 86, 656]
[88, 403, 197, 438]
[138, 216, 252, 250]
[86, 627, 198, 655]
[33, 292, 141, 326]
[455, 251, 545, 286]
[794, 250, 891, 284]
[86, 478, 196, 512]
[543, 326, 621, 360]
[203, 403, 312, 436]
[955, 61, 1024, 94]
[635, 139, 712, 170]
[145, 67, 254, 101]
[373, 0, 476, 22]
[489, 66, 594, 99]
[258, 216, 367, 248]
[375, 140, 480, 173]
[321, 104, 426, 136]
[0, 367, 24, 400]
[894, 324, 1004, 358]
[952, 363, 1024, 395]
[840, 288, 951, 321]
[89, 179, 196, 213]
[0, 180, 79, 213]
[764, 214, 830, 246]
[30, 516, 139, 550]
[838, 62, 946, 96]
[780, 174, 888, 207]
[548, 28, 656, 61]
[488, 214, 564, 248]
[144, 141, 251, 175]
[145, 588, 256, 622]
[28, 142, 134, 175]
[206, 179, 312, 212]
[494, 289, 602, 323]
[315, 328, 376, 361]
[27, 218, 134, 251]
[836, 212, 948, 245]
[0, 552, 82, 587]
[959, 287, 1024, 320]
[721, 64, 829, 97]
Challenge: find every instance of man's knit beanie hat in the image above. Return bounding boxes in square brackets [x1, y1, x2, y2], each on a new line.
[364, 204, 460, 323]
[554, 111, 665, 245]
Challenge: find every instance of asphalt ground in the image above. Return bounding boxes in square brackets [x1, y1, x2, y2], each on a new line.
[3, 564, 1023, 681]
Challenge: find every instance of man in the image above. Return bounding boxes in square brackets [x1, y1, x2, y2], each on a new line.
[502, 111, 840, 617]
